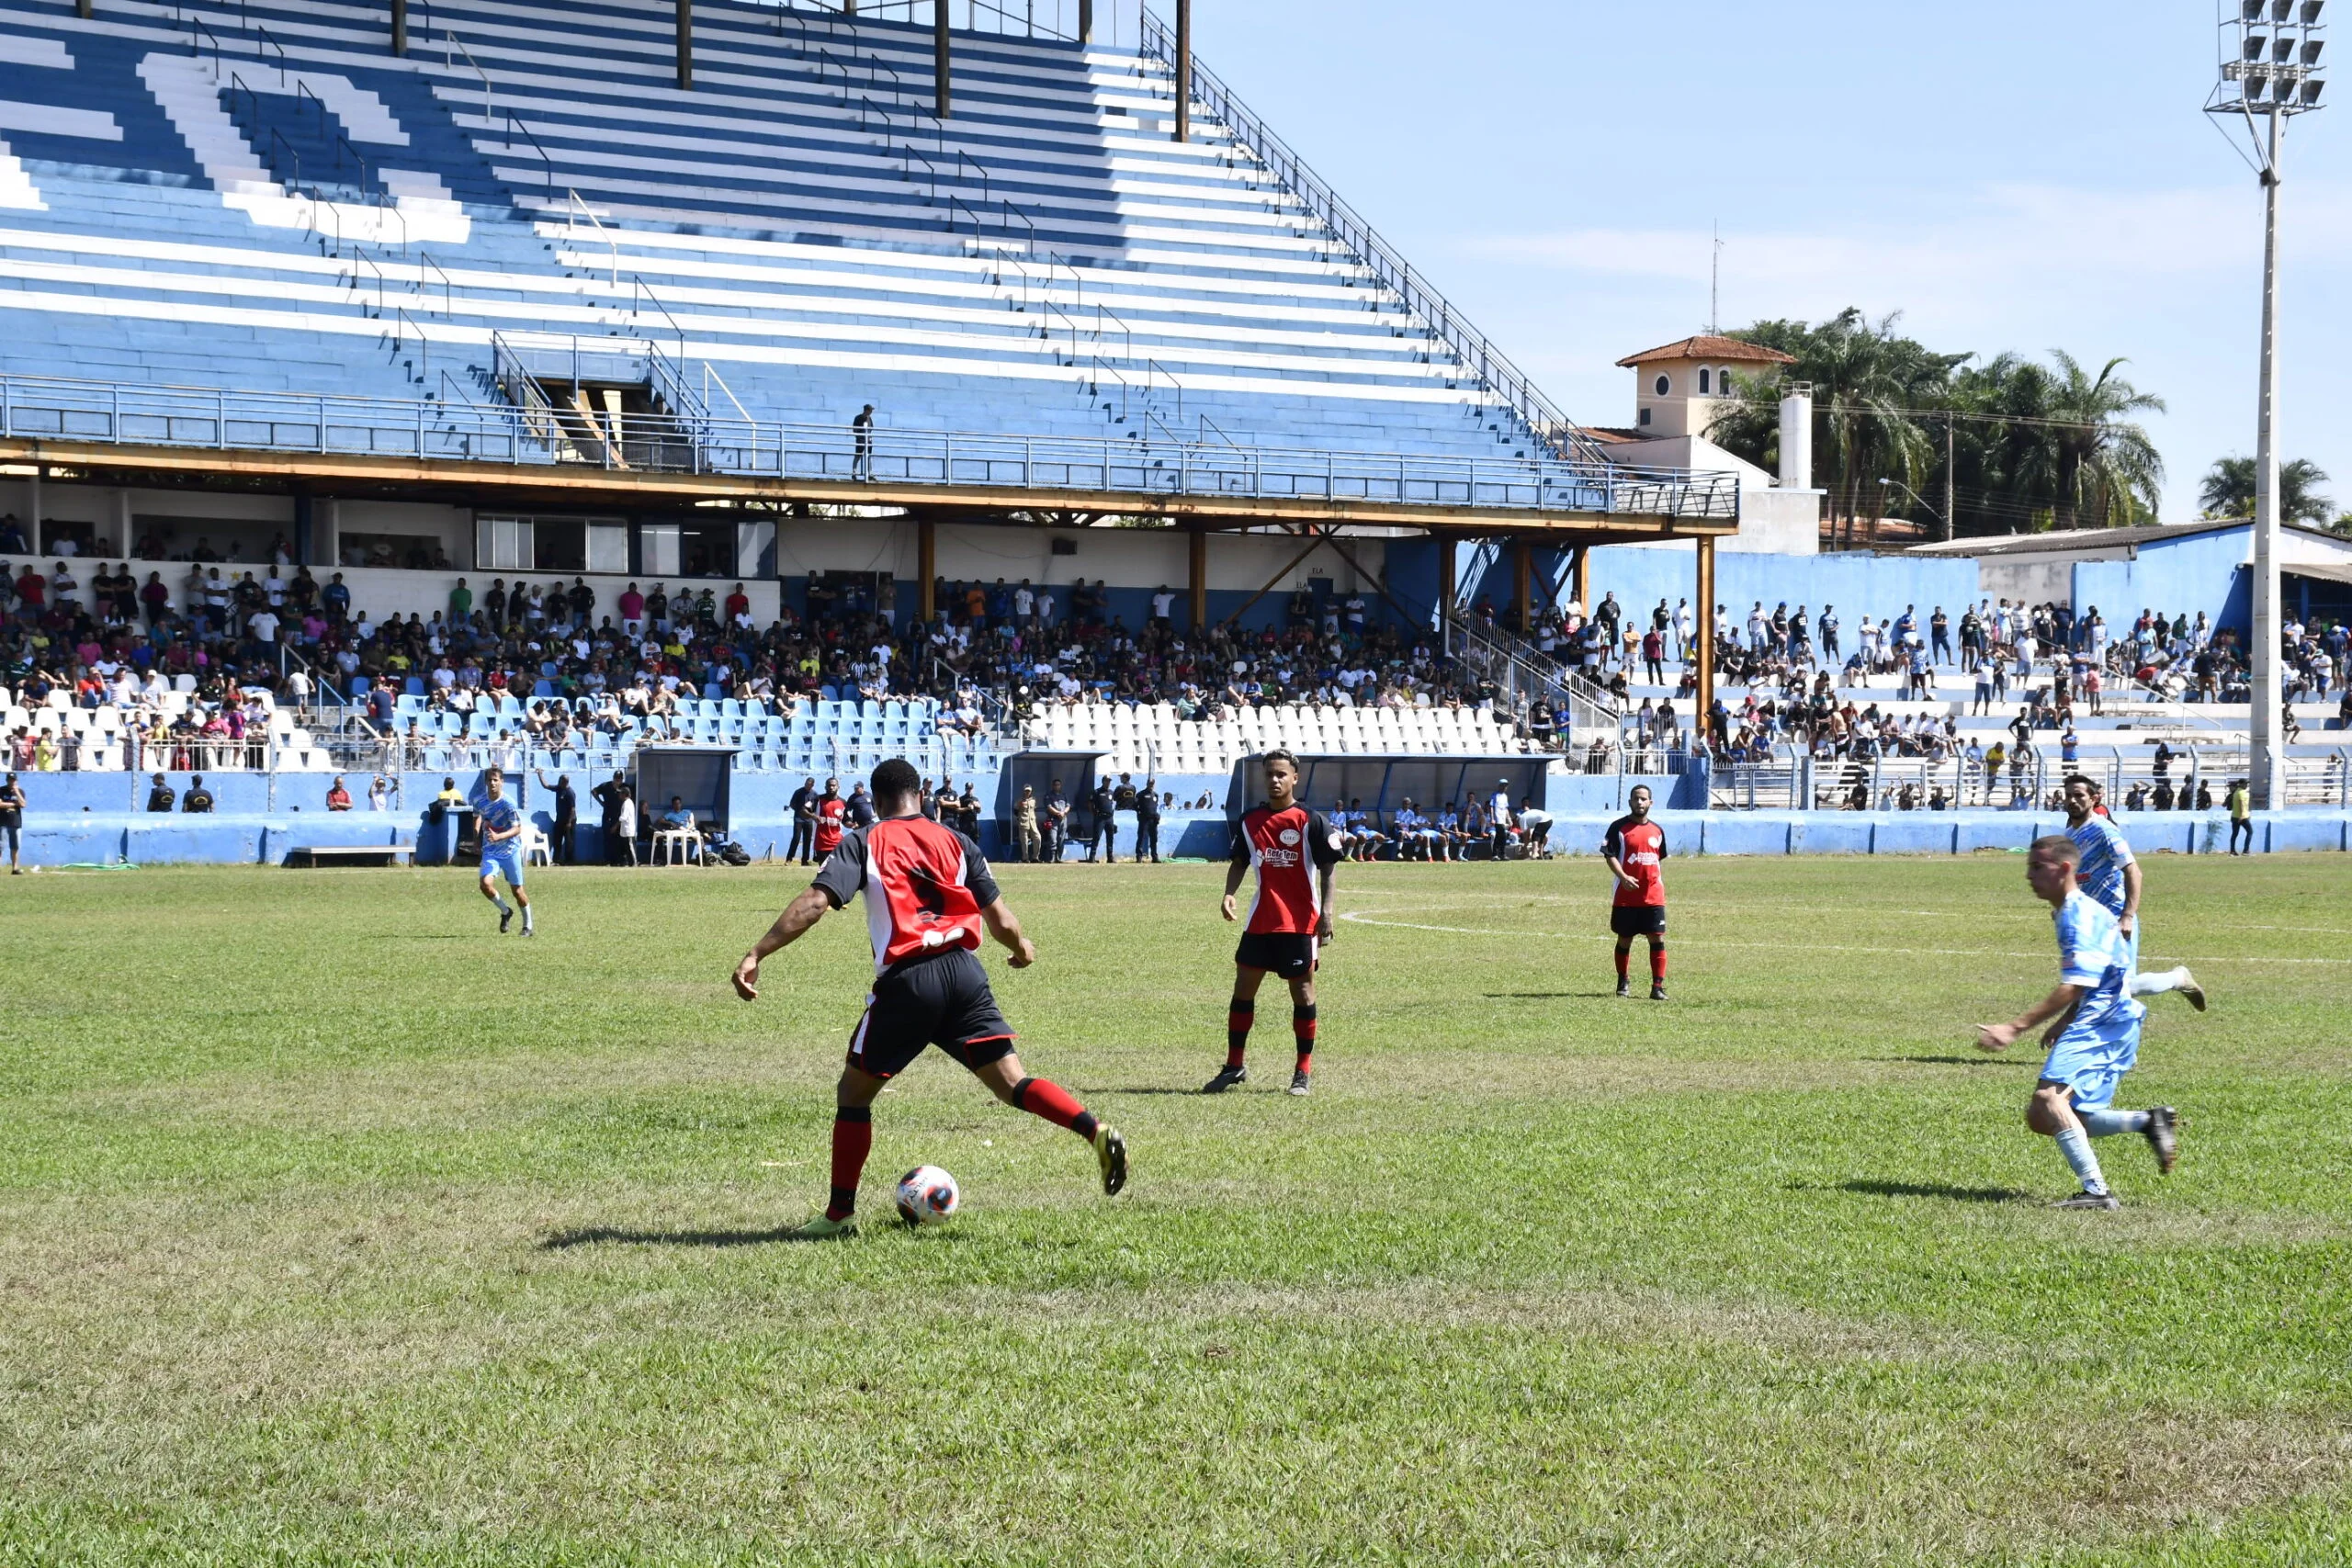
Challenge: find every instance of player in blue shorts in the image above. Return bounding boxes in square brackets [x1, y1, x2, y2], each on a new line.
[476, 766, 534, 937]
[2062, 775, 2204, 1010]
[1975, 834, 2177, 1209]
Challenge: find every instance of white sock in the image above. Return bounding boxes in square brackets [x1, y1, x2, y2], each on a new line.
[2053, 1125, 2109, 1195]
[2128, 966, 2190, 997]
[2078, 1106, 2149, 1138]
[521, 908, 534, 930]
[496, 901, 513, 918]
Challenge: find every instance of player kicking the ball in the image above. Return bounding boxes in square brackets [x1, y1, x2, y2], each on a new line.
[1603, 784, 1668, 999]
[1975, 833, 2178, 1210]
[2062, 774, 2206, 1011]
[476, 767, 533, 936]
[732, 758, 1125, 1238]
[1204, 748, 1340, 1098]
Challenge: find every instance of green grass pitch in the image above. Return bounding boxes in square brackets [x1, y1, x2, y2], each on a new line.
[2, 852, 2348, 1566]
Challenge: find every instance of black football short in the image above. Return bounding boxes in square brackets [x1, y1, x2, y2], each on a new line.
[1235, 931, 1318, 978]
[1610, 905, 1668, 938]
[845, 947, 1016, 1079]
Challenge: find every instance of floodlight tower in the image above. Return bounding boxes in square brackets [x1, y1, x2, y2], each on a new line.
[2209, 0, 2325, 808]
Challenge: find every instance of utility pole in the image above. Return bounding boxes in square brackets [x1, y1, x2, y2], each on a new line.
[2207, 0, 2324, 810]
[1942, 414, 1954, 544]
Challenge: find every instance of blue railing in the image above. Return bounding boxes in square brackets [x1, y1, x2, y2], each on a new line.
[0, 371, 1738, 519]
[1136, 10, 1610, 468]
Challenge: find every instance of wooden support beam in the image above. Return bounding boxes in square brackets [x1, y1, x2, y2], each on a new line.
[918, 517, 936, 621]
[1511, 540, 1532, 634]
[934, 0, 951, 118]
[1078, 0, 1092, 43]
[390, 0, 405, 55]
[1436, 531, 1455, 648]
[676, 0, 692, 89]
[1173, 0, 1191, 142]
[1224, 526, 1330, 626]
[1695, 535, 1716, 739]
[1570, 544, 1590, 615]
[1188, 526, 1206, 631]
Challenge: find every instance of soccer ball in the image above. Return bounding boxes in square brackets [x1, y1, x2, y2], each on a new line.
[895, 1165, 960, 1226]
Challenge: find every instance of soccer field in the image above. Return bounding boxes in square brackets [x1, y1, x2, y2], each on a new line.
[3, 854, 2348, 1566]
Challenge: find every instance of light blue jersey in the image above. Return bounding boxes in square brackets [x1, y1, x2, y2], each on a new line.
[2041, 892, 2144, 1108]
[2068, 815, 2135, 919]
[478, 795, 525, 886]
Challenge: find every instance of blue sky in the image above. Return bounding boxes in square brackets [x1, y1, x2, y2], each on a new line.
[1159, 0, 2352, 521]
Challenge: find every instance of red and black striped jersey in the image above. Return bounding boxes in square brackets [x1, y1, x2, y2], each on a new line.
[1231, 804, 1342, 935]
[814, 815, 999, 974]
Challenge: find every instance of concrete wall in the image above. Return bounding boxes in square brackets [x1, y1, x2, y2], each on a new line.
[2072, 527, 2255, 637]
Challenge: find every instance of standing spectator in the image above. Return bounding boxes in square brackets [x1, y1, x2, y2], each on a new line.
[1013, 784, 1041, 863]
[182, 774, 215, 813]
[847, 780, 876, 829]
[592, 770, 633, 865]
[851, 404, 876, 480]
[448, 578, 472, 622]
[537, 770, 578, 863]
[786, 776, 819, 864]
[1134, 775, 1161, 863]
[368, 775, 390, 812]
[1090, 774, 1117, 863]
[326, 775, 353, 811]
[0, 771, 22, 874]
[1930, 605, 1951, 664]
[2227, 779, 2254, 855]
[1487, 776, 1516, 862]
[1044, 776, 1070, 863]
[145, 772, 175, 812]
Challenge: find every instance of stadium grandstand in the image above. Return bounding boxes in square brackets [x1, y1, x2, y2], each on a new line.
[0, 0, 2343, 863]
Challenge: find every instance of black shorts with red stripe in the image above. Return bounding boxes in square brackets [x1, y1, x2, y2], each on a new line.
[1234, 931, 1318, 978]
[845, 947, 1016, 1079]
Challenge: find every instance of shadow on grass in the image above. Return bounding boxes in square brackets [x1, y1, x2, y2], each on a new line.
[1815, 1179, 2038, 1204]
[539, 1225, 831, 1249]
[1097, 1087, 1216, 1097]
[1860, 1055, 2030, 1067]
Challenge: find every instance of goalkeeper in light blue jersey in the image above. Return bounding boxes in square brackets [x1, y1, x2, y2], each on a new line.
[1976, 834, 2178, 1209]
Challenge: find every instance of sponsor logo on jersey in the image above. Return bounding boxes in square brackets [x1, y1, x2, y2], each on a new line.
[1278, 829, 1300, 846]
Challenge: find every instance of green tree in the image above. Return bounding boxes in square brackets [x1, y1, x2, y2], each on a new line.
[2199, 455, 2332, 524]
[1706, 309, 1963, 547]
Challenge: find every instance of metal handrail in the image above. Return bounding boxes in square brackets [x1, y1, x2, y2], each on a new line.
[501, 114, 553, 192]
[0, 367, 1741, 518]
[442, 27, 492, 120]
[565, 189, 619, 288]
[1137, 8, 1607, 467]
[417, 250, 456, 315]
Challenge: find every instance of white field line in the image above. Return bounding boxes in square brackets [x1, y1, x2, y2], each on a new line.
[1334, 909, 2352, 967]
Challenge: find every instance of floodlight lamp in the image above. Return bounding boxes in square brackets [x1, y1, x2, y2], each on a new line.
[2301, 37, 2324, 63]
[2243, 0, 2265, 19]
[2278, 73, 2304, 99]
[2272, 0, 2293, 21]
[2302, 75, 2326, 101]
[2301, 0, 2323, 23]
[2245, 32, 2268, 58]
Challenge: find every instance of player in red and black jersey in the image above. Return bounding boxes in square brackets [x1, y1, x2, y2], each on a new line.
[1602, 784, 1670, 1001]
[732, 758, 1126, 1237]
[1205, 749, 1342, 1098]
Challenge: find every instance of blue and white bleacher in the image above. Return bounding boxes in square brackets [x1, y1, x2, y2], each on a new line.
[0, 0, 1552, 461]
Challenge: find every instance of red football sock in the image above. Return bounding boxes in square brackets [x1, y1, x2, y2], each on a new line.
[1650, 943, 1668, 985]
[827, 1107, 873, 1221]
[1293, 1004, 1317, 1075]
[1012, 1076, 1099, 1141]
[1227, 997, 1254, 1069]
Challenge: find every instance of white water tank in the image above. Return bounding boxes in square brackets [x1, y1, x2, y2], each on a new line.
[1778, 387, 1813, 491]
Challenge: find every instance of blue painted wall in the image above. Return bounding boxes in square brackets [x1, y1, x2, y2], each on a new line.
[2072, 528, 2253, 637]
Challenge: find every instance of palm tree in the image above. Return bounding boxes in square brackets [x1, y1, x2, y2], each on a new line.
[1706, 310, 1962, 547]
[2037, 353, 2165, 529]
[2199, 455, 2332, 524]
